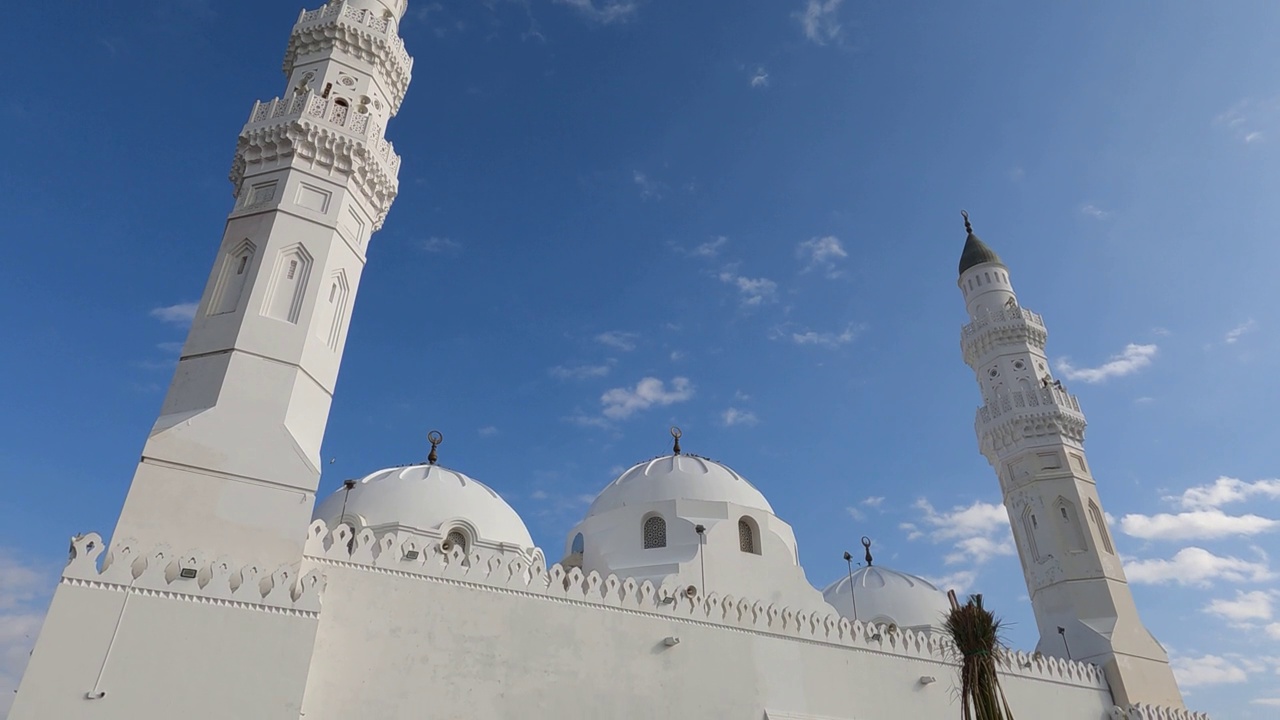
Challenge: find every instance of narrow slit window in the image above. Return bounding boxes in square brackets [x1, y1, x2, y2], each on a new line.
[237, 256, 249, 275]
[287, 260, 298, 280]
[329, 283, 338, 302]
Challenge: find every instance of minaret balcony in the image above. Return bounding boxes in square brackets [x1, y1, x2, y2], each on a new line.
[285, 2, 414, 112]
[961, 306, 1048, 366]
[975, 385, 1087, 444]
[242, 91, 401, 175]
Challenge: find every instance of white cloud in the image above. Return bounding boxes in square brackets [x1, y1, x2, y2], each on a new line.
[419, 236, 462, 254]
[1119, 509, 1278, 540]
[922, 570, 977, 596]
[1215, 96, 1280, 145]
[1171, 654, 1249, 688]
[686, 236, 727, 258]
[1203, 590, 1274, 622]
[595, 331, 638, 352]
[796, 235, 848, 276]
[720, 407, 758, 427]
[862, 496, 885, 508]
[794, 0, 843, 45]
[750, 67, 769, 88]
[632, 170, 664, 200]
[1267, 623, 1280, 641]
[554, 0, 637, 25]
[1079, 204, 1110, 220]
[1225, 319, 1257, 344]
[909, 498, 1014, 565]
[845, 506, 865, 521]
[1124, 547, 1275, 586]
[600, 377, 694, 419]
[790, 324, 862, 348]
[0, 552, 51, 718]
[530, 490, 549, 500]
[1170, 476, 1280, 510]
[1056, 343, 1157, 383]
[718, 270, 778, 306]
[1255, 697, 1280, 707]
[150, 302, 199, 325]
[550, 363, 612, 380]
[477, 425, 499, 437]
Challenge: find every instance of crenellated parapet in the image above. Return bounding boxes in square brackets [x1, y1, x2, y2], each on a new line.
[1112, 705, 1212, 720]
[230, 90, 400, 228]
[60, 533, 324, 618]
[977, 385, 1088, 464]
[285, 1, 413, 114]
[301, 520, 1110, 691]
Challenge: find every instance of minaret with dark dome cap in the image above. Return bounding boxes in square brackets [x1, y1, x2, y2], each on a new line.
[955, 212, 1187, 709]
[957, 210, 1004, 276]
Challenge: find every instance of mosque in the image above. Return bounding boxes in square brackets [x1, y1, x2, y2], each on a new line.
[9, 2, 1210, 719]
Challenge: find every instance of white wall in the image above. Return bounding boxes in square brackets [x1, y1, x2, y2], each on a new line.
[298, 523, 1118, 720]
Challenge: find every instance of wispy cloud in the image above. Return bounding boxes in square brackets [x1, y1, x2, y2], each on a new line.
[1056, 343, 1157, 383]
[720, 407, 759, 427]
[1215, 96, 1280, 145]
[150, 302, 199, 325]
[750, 67, 769, 88]
[595, 331, 638, 352]
[1203, 590, 1274, 623]
[1079, 204, 1110, 220]
[1225, 319, 1257, 344]
[419, 236, 462, 255]
[1119, 509, 1277, 540]
[1125, 547, 1275, 586]
[796, 235, 848, 276]
[862, 496, 885, 508]
[554, 0, 638, 25]
[1171, 654, 1250, 688]
[478, 426, 500, 437]
[550, 363, 613, 380]
[1169, 476, 1280, 511]
[794, 0, 844, 46]
[787, 323, 863, 348]
[0, 551, 52, 718]
[600, 377, 694, 419]
[674, 236, 728, 259]
[632, 170, 665, 200]
[904, 498, 1014, 566]
[719, 270, 778, 307]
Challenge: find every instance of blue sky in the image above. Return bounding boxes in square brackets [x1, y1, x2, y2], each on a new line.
[2, 0, 1280, 716]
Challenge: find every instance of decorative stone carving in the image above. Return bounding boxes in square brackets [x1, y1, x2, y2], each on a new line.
[60, 533, 323, 617]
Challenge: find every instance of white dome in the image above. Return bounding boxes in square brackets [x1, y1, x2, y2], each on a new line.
[313, 464, 534, 550]
[822, 565, 951, 631]
[587, 454, 773, 517]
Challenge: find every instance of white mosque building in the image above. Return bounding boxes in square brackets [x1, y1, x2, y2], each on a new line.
[10, 2, 1209, 719]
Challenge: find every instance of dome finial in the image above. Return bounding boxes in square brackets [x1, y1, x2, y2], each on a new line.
[961, 209, 973, 235]
[427, 430, 443, 465]
[862, 536, 874, 566]
[670, 426, 683, 455]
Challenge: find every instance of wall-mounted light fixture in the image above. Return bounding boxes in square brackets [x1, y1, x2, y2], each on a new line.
[918, 676, 936, 686]
[663, 636, 681, 647]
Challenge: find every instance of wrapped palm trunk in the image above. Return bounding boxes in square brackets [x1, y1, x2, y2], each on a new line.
[945, 591, 1016, 720]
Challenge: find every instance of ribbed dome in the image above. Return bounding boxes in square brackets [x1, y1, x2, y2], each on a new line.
[313, 464, 534, 549]
[587, 454, 773, 517]
[958, 231, 1003, 277]
[822, 565, 951, 630]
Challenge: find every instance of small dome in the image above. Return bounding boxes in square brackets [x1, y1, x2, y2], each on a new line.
[822, 565, 951, 631]
[587, 454, 773, 517]
[313, 464, 534, 550]
[958, 231, 1003, 277]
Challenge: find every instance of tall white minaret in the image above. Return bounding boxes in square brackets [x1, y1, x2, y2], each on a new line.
[110, 0, 413, 567]
[10, 4, 414, 719]
[956, 213, 1185, 709]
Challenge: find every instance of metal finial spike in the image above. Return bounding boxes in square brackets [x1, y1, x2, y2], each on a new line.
[670, 426, 683, 455]
[427, 430, 443, 465]
[861, 536, 873, 566]
[961, 210, 973, 235]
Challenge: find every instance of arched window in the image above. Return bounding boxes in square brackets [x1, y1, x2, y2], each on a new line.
[738, 517, 760, 554]
[445, 529, 468, 553]
[642, 515, 666, 549]
[570, 533, 584, 555]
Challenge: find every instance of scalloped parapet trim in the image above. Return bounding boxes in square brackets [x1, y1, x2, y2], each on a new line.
[286, 2, 413, 113]
[302, 520, 1110, 690]
[1112, 704, 1212, 720]
[60, 533, 323, 618]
